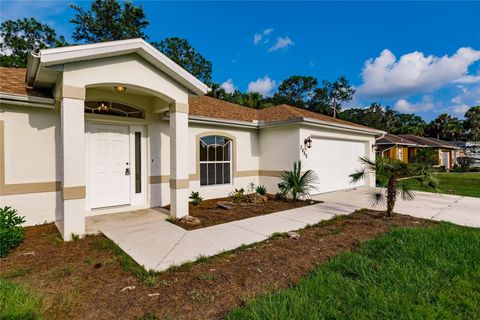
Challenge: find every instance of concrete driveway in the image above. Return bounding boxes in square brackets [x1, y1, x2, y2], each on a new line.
[312, 187, 480, 228]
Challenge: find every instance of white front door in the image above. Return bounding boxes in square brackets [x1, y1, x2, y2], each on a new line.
[442, 151, 450, 168]
[309, 138, 367, 194]
[88, 124, 131, 208]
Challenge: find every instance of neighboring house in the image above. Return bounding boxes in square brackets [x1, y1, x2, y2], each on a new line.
[465, 141, 480, 167]
[0, 39, 382, 240]
[376, 133, 460, 169]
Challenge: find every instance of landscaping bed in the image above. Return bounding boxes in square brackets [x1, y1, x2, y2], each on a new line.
[167, 195, 318, 230]
[1, 210, 435, 320]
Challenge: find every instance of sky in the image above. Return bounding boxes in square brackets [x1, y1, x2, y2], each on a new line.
[1, 1, 479, 121]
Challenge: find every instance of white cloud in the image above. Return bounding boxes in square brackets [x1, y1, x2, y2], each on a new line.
[394, 96, 436, 113]
[268, 36, 294, 52]
[253, 28, 274, 45]
[220, 79, 236, 94]
[454, 74, 480, 84]
[357, 47, 480, 98]
[263, 28, 274, 35]
[247, 75, 277, 96]
[451, 104, 470, 115]
[253, 33, 263, 45]
[450, 85, 480, 110]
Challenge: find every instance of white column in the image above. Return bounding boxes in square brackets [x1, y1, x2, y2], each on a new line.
[169, 102, 189, 218]
[60, 96, 86, 240]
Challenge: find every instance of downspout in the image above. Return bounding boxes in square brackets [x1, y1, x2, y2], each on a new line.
[25, 51, 41, 88]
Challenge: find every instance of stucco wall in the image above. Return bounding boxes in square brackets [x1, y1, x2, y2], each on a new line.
[0, 104, 61, 225]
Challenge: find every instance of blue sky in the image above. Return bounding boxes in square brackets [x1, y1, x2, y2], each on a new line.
[1, 1, 479, 120]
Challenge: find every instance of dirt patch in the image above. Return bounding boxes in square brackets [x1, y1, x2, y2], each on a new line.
[0, 210, 435, 320]
[168, 195, 317, 230]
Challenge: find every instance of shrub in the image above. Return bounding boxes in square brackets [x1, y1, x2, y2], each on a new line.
[410, 148, 438, 166]
[189, 191, 203, 206]
[230, 188, 245, 204]
[255, 185, 267, 195]
[278, 160, 318, 202]
[457, 156, 476, 171]
[0, 206, 26, 257]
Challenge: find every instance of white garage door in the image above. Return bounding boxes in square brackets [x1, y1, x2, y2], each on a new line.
[310, 138, 366, 194]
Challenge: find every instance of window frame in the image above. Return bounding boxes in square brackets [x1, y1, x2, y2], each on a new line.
[199, 135, 233, 187]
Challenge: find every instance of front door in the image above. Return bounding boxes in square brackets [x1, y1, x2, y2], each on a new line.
[442, 151, 450, 169]
[88, 124, 131, 208]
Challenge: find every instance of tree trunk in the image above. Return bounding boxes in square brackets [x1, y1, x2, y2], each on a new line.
[386, 176, 397, 217]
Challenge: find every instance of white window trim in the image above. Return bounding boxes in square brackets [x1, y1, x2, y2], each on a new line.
[199, 137, 232, 187]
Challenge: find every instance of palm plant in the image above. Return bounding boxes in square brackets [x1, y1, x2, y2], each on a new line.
[350, 157, 439, 217]
[278, 160, 318, 202]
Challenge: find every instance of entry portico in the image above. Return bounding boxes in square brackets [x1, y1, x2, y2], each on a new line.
[26, 39, 208, 239]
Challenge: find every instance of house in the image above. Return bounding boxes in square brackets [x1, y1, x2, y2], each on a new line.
[375, 133, 460, 169]
[0, 39, 383, 240]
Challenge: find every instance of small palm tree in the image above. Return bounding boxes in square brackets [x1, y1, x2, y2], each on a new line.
[278, 160, 318, 202]
[350, 157, 439, 217]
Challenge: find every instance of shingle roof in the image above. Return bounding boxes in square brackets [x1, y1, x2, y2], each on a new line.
[397, 134, 459, 149]
[376, 133, 418, 145]
[0, 67, 379, 132]
[0, 67, 52, 98]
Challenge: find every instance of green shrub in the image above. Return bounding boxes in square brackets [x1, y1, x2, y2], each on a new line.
[230, 188, 245, 204]
[0, 278, 41, 320]
[189, 191, 203, 206]
[255, 185, 267, 195]
[0, 206, 26, 257]
[278, 160, 318, 202]
[457, 156, 476, 170]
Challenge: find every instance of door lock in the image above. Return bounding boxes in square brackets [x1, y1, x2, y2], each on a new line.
[125, 168, 130, 175]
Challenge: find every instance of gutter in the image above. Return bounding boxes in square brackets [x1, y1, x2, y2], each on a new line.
[0, 93, 55, 109]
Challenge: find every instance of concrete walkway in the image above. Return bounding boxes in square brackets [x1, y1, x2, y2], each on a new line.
[312, 187, 480, 228]
[87, 188, 479, 272]
[86, 202, 357, 271]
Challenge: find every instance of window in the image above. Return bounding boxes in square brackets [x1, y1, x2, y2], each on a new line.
[199, 135, 232, 186]
[134, 132, 142, 193]
[84, 101, 144, 118]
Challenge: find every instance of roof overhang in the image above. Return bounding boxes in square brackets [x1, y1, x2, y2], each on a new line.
[26, 38, 209, 95]
[0, 92, 55, 109]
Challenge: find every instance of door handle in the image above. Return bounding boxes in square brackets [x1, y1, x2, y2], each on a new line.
[125, 168, 130, 175]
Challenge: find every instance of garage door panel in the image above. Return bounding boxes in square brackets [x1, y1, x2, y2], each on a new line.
[310, 138, 366, 194]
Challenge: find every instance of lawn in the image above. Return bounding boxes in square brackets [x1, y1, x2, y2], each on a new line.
[405, 172, 480, 198]
[227, 223, 480, 319]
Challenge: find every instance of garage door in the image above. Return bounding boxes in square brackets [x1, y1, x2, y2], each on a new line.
[310, 138, 366, 194]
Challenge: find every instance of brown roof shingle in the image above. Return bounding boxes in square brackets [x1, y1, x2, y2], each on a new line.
[0, 67, 52, 98]
[0, 67, 379, 132]
[376, 133, 418, 145]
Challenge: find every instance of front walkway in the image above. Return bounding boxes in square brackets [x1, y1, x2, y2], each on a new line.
[87, 188, 480, 272]
[86, 202, 358, 271]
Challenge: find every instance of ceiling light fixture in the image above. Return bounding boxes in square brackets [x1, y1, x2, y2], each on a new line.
[114, 85, 127, 93]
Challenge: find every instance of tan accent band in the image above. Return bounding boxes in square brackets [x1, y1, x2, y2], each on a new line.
[0, 120, 61, 196]
[62, 85, 85, 100]
[259, 170, 283, 177]
[149, 175, 170, 184]
[169, 102, 189, 114]
[169, 179, 189, 189]
[63, 186, 86, 200]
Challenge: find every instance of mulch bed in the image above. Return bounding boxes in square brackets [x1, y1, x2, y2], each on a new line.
[168, 195, 317, 230]
[0, 210, 435, 320]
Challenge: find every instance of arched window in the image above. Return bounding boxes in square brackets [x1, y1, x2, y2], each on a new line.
[200, 135, 232, 186]
[84, 101, 144, 119]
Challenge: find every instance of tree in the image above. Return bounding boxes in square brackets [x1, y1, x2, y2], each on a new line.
[152, 37, 212, 84]
[320, 76, 355, 118]
[271, 76, 318, 109]
[394, 113, 426, 136]
[278, 160, 318, 202]
[426, 114, 464, 141]
[464, 106, 480, 141]
[350, 157, 438, 217]
[0, 18, 68, 67]
[70, 0, 149, 43]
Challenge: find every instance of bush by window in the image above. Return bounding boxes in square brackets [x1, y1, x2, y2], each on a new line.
[0, 207, 26, 257]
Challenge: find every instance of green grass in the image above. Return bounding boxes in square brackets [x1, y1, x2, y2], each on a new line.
[404, 172, 480, 197]
[227, 223, 480, 320]
[0, 278, 41, 320]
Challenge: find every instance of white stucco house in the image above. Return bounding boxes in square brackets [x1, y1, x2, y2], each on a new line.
[0, 39, 383, 240]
